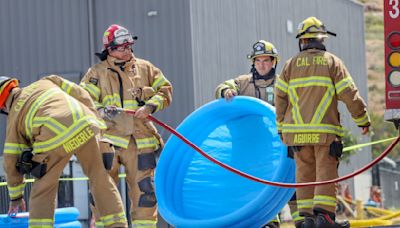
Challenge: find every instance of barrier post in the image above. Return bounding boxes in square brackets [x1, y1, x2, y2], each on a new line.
[356, 200, 364, 220]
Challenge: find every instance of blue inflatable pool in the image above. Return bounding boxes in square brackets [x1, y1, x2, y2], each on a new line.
[155, 96, 296, 228]
[0, 207, 81, 228]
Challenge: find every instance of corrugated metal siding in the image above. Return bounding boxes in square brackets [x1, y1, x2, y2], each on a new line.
[0, 0, 91, 155]
[0, 0, 91, 83]
[190, 0, 259, 107]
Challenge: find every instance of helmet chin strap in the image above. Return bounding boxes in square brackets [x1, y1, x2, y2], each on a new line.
[299, 39, 326, 52]
[0, 109, 8, 115]
[298, 40, 303, 52]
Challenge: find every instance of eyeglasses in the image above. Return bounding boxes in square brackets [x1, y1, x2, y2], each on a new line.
[111, 44, 133, 52]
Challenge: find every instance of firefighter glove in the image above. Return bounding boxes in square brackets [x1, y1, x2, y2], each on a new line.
[223, 89, 237, 101]
[100, 106, 121, 121]
[329, 141, 343, 159]
[8, 198, 26, 217]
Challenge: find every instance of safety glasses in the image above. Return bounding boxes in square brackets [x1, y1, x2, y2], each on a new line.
[111, 43, 133, 52]
[113, 34, 136, 46]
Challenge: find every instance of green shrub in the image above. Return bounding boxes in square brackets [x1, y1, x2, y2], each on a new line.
[370, 113, 399, 158]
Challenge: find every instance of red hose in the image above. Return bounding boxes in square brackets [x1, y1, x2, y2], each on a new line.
[120, 108, 400, 188]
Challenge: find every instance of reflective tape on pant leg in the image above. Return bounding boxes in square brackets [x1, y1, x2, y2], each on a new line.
[138, 176, 155, 193]
[292, 211, 303, 222]
[138, 192, 157, 207]
[95, 221, 104, 227]
[132, 219, 157, 228]
[138, 153, 156, 170]
[314, 195, 337, 207]
[100, 212, 127, 227]
[29, 218, 54, 228]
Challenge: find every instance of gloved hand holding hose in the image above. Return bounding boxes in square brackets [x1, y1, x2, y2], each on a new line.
[104, 105, 155, 120]
[99, 106, 121, 121]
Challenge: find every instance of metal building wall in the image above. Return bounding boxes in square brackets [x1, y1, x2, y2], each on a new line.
[0, 0, 92, 156]
[190, 0, 370, 200]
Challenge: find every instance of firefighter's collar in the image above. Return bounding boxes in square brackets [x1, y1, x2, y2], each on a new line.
[107, 55, 135, 72]
[302, 41, 326, 51]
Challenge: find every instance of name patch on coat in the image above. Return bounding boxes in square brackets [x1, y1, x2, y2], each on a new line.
[63, 127, 95, 153]
[293, 133, 320, 144]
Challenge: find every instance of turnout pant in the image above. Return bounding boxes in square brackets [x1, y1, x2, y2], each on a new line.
[294, 145, 339, 215]
[29, 134, 127, 228]
[288, 192, 304, 224]
[109, 137, 157, 227]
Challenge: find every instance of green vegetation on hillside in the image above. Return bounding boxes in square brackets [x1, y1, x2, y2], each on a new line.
[365, 13, 384, 40]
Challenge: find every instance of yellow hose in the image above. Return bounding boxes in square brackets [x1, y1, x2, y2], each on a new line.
[365, 206, 394, 215]
[342, 198, 400, 227]
[350, 219, 392, 227]
[365, 210, 381, 217]
[350, 210, 400, 227]
[376, 210, 400, 220]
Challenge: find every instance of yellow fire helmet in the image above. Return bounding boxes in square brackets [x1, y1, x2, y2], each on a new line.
[296, 16, 336, 39]
[247, 40, 280, 63]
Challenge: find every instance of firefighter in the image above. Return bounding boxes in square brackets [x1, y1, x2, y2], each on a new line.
[0, 75, 128, 228]
[80, 24, 172, 228]
[215, 40, 304, 228]
[215, 40, 279, 104]
[275, 16, 370, 228]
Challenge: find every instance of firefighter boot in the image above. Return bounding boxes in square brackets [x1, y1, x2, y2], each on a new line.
[301, 216, 316, 228]
[314, 208, 350, 228]
[294, 220, 304, 228]
[263, 221, 279, 228]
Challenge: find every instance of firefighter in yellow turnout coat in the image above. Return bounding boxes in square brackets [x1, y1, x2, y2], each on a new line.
[215, 40, 279, 105]
[275, 17, 370, 228]
[0, 75, 127, 228]
[81, 24, 172, 228]
[215, 40, 303, 228]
